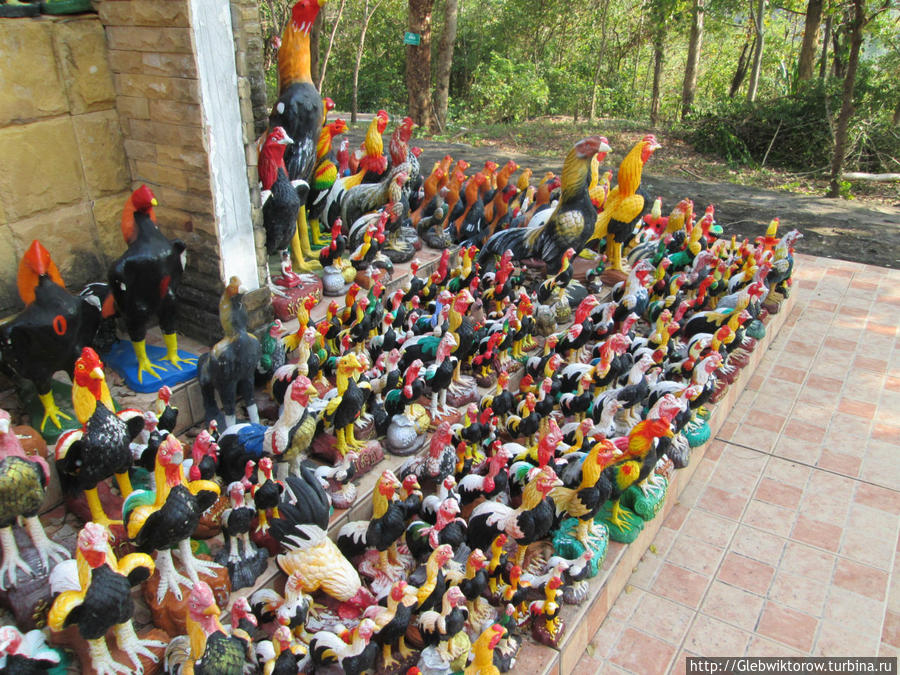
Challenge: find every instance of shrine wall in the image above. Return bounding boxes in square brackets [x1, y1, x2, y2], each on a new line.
[0, 3, 273, 342]
[0, 16, 130, 316]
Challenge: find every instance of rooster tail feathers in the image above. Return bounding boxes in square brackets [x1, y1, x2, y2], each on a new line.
[122, 488, 155, 525]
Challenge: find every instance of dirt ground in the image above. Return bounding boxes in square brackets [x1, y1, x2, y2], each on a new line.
[345, 124, 900, 269]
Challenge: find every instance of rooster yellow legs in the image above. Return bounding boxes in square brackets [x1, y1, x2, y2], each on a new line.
[605, 238, 625, 273]
[131, 340, 163, 384]
[85, 487, 122, 528]
[86, 636, 131, 675]
[290, 206, 323, 273]
[308, 217, 329, 247]
[37, 391, 72, 431]
[382, 644, 399, 668]
[114, 471, 133, 499]
[608, 499, 635, 531]
[397, 636, 414, 659]
[514, 544, 527, 568]
[161, 332, 197, 370]
[115, 621, 166, 671]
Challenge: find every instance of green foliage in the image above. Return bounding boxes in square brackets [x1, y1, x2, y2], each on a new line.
[683, 74, 900, 174]
[466, 54, 549, 123]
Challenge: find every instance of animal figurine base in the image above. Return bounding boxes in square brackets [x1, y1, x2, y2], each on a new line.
[192, 493, 227, 539]
[103, 339, 198, 394]
[446, 379, 480, 408]
[550, 518, 607, 579]
[214, 541, 269, 590]
[19, 379, 85, 443]
[0, 524, 76, 630]
[312, 433, 385, 475]
[271, 280, 323, 322]
[376, 646, 420, 675]
[684, 419, 712, 448]
[142, 553, 231, 636]
[531, 615, 566, 648]
[596, 503, 644, 544]
[709, 378, 729, 404]
[621, 477, 669, 521]
[321, 265, 354, 297]
[49, 624, 169, 675]
[385, 409, 429, 456]
[598, 268, 629, 286]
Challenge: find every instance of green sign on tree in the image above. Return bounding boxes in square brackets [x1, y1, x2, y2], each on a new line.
[404, 31, 421, 45]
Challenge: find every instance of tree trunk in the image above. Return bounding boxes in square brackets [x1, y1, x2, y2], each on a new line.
[680, 0, 704, 120]
[746, 0, 766, 102]
[310, 10, 322, 86]
[650, 30, 665, 125]
[893, 99, 900, 126]
[432, 0, 459, 133]
[406, 0, 434, 129]
[797, 0, 824, 80]
[819, 13, 831, 78]
[352, 0, 380, 124]
[589, 2, 610, 122]
[729, 40, 752, 97]
[827, 0, 864, 197]
[318, 0, 347, 92]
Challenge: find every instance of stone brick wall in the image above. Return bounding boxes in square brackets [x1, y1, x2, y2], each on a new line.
[0, 4, 273, 342]
[97, 0, 272, 343]
[0, 16, 130, 315]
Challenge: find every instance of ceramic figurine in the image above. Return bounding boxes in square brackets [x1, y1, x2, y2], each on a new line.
[162, 581, 251, 675]
[309, 618, 378, 675]
[269, 0, 326, 272]
[314, 450, 359, 509]
[456, 549, 493, 633]
[269, 523, 376, 620]
[197, 277, 263, 428]
[55, 347, 144, 528]
[48, 522, 167, 675]
[337, 470, 409, 588]
[362, 579, 418, 670]
[257, 624, 308, 675]
[398, 420, 455, 488]
[464, 623, 507, 675]
[321, 352, 373, 458]
[468, 465, 561, 567]
[108, 185, 195, 387]
[381, 360, 429, 456]
[528, 570, 566, 647]
[122, 434, 222, 603]
[259, 126, 303, 263]
[250, 571, 311, 639]
[417, 586, 471, 675]
[215, 481, 268, 590]
[0, 625, 64, 672]
[0, 241, 108, 436]
[0, 409, 70, 589]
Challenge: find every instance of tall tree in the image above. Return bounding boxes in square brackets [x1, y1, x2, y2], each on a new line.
[819, 13, 832, 77]
[432, 0, 459, 132]
[649, 0, 671, 125]
[352, 0, 385, 123]
[588, 0, 611, 122]
[827, 0, 890, 196]
[746, 0, 767, 102]
[318, 0, 346, 91]
[681, 0, 704, 119]
[798, 0, 825, 80]
[310, 10, 322, 85]
[406, 0, 434, 129]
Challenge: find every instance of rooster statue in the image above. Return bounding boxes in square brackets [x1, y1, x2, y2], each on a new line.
[268, 0, 327, 272]
[48, 522, 164, 675]
[0, 409, 70, 589]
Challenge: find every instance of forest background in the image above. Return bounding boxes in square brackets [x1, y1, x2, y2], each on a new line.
[258, 0, 899, 200]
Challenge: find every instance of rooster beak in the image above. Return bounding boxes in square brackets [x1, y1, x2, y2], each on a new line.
[598, 140, 611, 154]
[90, 367, 104, 380]
[150, 198, 158, 207]
[203, 603, 219, 616]
[0, 419, 9, 434]
[665, 427, 675, 438]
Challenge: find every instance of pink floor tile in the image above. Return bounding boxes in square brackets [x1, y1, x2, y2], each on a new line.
[882, 611, 900, 648]
[824, 586, 886, 633]
[768, 570, 829, 617]
[698, 485, 750, 520]
[833, 558, 889, 602]
[665, 534, 725, 577]
[763, 457, 812, 489]
[587, 615, 627, 660]
[815, 619, 880, 657]
[779, 541, 836, 582]
[681, 510, 739, 549]
[717, 553, 776, 596]
[757, 601, 819, 652]
[651, 563, 710, 609]
[683, 614, 753, 657]
[745, 636, 807, 657]
[628, 593, 695, 645]
[701, 580, 765, 632]
[742, 499, 796, 538]
[783, 419, 827, 444]
[816, 449, 862, 477]
[608, 627, 677, 674]
[754, 477, 803, 510]
[839, 528, 895, 571]
[790, 515, 843, 552]
[855, 483, 900, 515]
[838, 397, 876, 419]
[729, 524, 787, 563]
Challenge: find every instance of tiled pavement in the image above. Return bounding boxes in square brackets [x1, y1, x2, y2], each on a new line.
[576, 253, 900, 673]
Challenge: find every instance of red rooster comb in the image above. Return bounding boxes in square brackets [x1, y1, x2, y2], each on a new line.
[18, 240, 64, 305]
